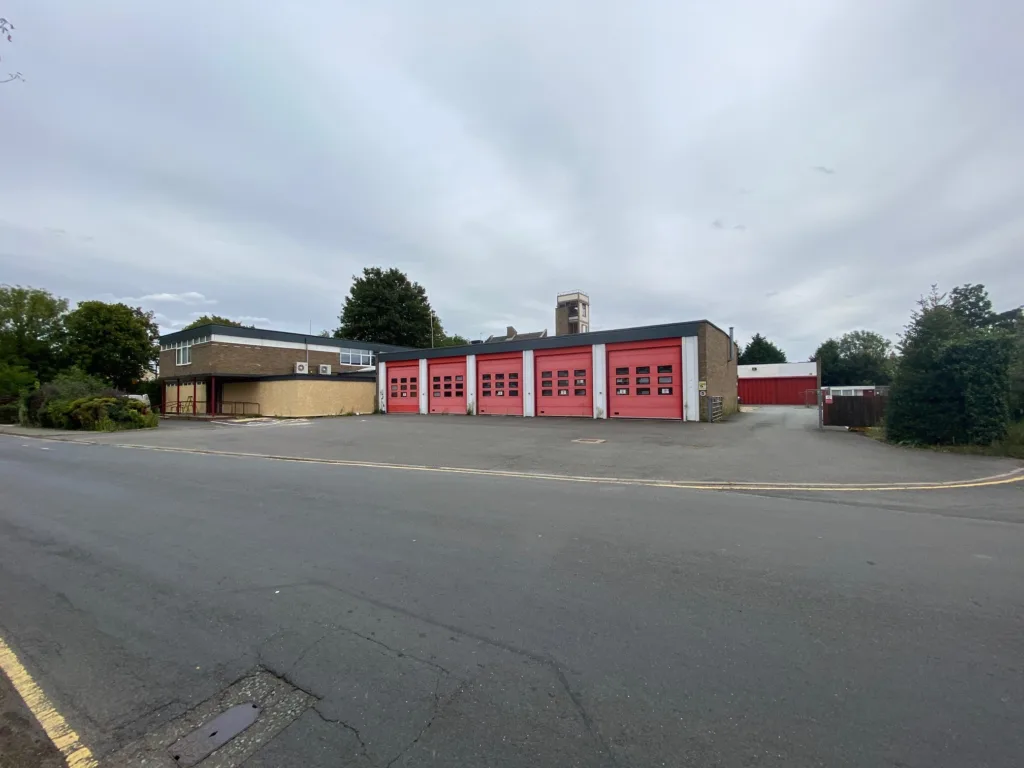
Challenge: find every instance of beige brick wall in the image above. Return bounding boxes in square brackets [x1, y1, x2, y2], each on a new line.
[160, 342, 365, 378]
[221, 379, 375, 418]
[697, 323, 738, 421]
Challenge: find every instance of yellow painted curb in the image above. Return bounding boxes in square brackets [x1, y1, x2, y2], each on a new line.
[0, 634, 98, 768]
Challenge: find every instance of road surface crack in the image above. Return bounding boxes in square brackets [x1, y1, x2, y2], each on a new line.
[310, 705, 372, 763]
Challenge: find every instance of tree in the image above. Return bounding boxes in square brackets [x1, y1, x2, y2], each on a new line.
[738, 333, 787, 364]
[336, 267, 436, 347]
[949, 283, 995, 329]
[435, 333, 469, 348]
[183, 315, 247, 330]
[64, 302, 159, 390]
[0, 285, 68, 381]
[1, 17, 24, 84]
[887, 285, 1014, 445]
[812, 330, 893, 386]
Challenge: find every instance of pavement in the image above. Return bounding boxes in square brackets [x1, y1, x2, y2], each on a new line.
[0, 410, 1023, 766]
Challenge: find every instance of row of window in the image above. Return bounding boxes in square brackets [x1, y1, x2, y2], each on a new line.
[614, 365, 672, 375]
[340, 348, 376, 366]
[541, 389, 587, 397]
[615, 388, 674, 396]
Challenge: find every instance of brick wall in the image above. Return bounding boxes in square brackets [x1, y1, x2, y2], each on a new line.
[160, 342, 365, 378]
[697, 323, 738, 421]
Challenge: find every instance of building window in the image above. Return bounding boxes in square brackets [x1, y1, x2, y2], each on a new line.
[339, 348, 375, 366]
[174, 340, 193, 366]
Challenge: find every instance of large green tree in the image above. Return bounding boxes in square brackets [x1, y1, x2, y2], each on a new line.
[887, 285, 1014, 445]
[64, 301, 159, 390]
[811, 330, 893, 386]
[182, 315, 248, 330]
[336, 267, 437, 347]
[738, 333, 787, 364]
[0, 285, 68, 381]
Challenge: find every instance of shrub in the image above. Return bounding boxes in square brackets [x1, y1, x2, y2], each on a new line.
[17, 368, 156, 431]
[0, 402, 19, 424]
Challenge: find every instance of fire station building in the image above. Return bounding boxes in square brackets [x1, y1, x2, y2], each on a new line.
[377, 320, 738, 422]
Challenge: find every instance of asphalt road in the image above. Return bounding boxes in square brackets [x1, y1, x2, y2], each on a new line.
[1, 436, 1023, 766]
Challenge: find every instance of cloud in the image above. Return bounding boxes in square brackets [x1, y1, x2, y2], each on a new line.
[133, 292, 216, 305]
[1, 0, 1022, 356]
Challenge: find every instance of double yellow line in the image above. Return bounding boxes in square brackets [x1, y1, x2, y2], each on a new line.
[0, 634, 97, 767]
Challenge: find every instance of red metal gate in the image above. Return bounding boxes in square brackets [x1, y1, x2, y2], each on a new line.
[386, 362, 420, 413]
[477, 353, 523, 415]
[428, 358, 467, 414]
[607, 340, 682, 419]
[535, 347, 592, 417]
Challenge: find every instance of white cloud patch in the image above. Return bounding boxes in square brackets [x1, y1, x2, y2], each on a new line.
[2, 0, 1022, 356]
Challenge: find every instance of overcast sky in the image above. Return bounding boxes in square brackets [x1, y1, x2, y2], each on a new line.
[2, 1, 1022, 358]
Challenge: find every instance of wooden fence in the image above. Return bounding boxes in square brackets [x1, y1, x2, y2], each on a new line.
[823, 395, 887, 428]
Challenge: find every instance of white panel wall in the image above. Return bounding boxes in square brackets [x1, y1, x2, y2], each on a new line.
[738, 362, 816, 379]
[466, 354, 477, 415]
[523, 350, 536, 417]
[592, 343, 607, 418]
[682, 336, 699, 422]
[378, 361, 388, 413]
[418, 358, 428, 414]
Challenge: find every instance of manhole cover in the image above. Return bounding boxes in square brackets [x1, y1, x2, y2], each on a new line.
[168, 703, 260, 766]
[572, 438, 606, 444]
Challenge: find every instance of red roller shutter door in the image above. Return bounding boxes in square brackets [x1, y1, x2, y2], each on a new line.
[428, 358, 467, 414]
[738, 376, 816, 405]
[477, 353, 523, 415]
[386, 362, 420, 413]
[607, 339, 682, 419]
[535, 347, 592, 417]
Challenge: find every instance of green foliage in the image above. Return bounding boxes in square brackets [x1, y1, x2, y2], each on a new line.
[64, 301, 159, 390]
[887, 285, 1015, 446]
[20, 371, 157, 431]
[812, 330, 893, 386]
[0, 285, 68, 382]
[0, 361, 35, 400]
[435, 333, 469, 348]
[738, 333, 787, 365]
[336, 267, 436, 348]
[20, 368, 118, 427]
[182, 315, 251, 330]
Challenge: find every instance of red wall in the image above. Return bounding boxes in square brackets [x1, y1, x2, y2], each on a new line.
[739, 376, 817, 406]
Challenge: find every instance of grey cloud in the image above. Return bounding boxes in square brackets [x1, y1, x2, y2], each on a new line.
[1, 0, 1022, 357]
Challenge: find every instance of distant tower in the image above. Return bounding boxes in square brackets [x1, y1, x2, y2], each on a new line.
[555, 291, 590, 336]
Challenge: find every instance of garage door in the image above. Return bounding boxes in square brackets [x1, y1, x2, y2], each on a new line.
[477, 353, 523, 416]
[386, 362, 420, 413]
[607, 340, 682, 419]
[535, 347, 592, 417]
[739, 377, 817, 405]
[428, 358, 467, 414]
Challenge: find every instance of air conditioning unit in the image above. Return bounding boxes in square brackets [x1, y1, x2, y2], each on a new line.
[294, 361, 309, 374]
[318, 364, 332, 375]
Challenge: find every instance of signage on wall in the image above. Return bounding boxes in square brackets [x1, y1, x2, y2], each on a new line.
[698, 381, 707, 391]
[699, 390, 707, 397]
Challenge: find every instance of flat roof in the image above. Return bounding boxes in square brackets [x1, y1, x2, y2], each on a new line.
[379, 319, 717, 362]
[158, 324, 413, 353]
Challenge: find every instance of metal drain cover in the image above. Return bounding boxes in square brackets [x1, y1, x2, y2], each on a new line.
[572, 437, 606, 444]
[168, 703, 260, 766]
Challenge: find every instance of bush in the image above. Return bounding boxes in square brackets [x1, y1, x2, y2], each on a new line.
[17, 368, 157, 431]
[0, 402, 19, 424]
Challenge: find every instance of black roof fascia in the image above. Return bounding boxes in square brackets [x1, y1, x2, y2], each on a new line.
[158, 324, 412, 353]
[379, 320, 708, 362]
[160, 371, 377, 383]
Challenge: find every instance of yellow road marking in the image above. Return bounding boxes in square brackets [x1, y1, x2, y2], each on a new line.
[103, 441, 1024, 493]
[0, 634, 98, 768]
